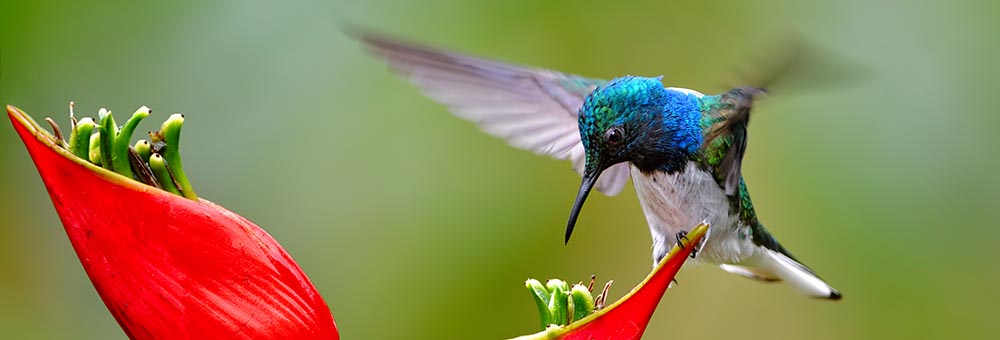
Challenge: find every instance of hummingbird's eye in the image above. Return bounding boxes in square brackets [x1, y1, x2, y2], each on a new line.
[604, 127, 625, 145]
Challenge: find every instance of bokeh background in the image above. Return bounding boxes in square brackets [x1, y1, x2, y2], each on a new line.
[1, 0, 998, 339]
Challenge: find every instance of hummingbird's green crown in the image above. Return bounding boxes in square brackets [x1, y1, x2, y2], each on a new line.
[577, 76, 703, 173]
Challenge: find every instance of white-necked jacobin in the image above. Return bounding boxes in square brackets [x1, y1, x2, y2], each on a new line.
[355, 31, 841, 300]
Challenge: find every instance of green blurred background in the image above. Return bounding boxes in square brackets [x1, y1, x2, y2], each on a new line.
[1, 0, 998, 339]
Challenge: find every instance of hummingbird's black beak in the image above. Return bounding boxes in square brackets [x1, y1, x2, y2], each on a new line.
[565, 169, 602, 244]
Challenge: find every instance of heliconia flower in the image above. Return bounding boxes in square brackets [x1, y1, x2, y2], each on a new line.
[514, 223, 709, 340]
[7, 105, 338, 340]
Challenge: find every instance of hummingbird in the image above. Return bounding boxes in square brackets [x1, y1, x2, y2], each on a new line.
[354, 31, 842, 300]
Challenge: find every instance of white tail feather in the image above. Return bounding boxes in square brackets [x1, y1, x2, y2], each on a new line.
[726, 248, 842, 300]
[719, 264, 780, 282]
[761, 249, 841, 300]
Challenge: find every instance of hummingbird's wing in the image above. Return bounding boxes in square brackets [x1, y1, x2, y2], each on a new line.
[354, 31, 631, 195]
[702, 88, 759, 196]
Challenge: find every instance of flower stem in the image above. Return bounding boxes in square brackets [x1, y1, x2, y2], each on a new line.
[97, 108, 116, 172]
[134, 139, 152, 163]
[89, 132, 103, 166]
[159, 114, 197, 199]
[526, 279, 553, 329]
[110, 107, 150, 179]
[149, 153, 181, 195]
[569, 284, 595, 324]
[69, 117, 96, 159]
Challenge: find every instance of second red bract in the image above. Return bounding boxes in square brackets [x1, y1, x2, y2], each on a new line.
[8, 105, 338, 340]
[513, 223, 706, 340]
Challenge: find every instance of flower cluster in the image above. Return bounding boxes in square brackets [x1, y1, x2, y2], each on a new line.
[8, 105, 338, 340]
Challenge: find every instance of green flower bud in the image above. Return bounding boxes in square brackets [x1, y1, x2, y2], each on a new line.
[69, 117, 96, 159]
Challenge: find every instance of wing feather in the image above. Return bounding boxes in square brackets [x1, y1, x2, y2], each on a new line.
[355, 31, 630, 195]
[702, 88, 761, 196]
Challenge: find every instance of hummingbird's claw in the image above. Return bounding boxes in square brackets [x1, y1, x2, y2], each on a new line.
[675, 231, 690, 249]
[675, 230, 702, 258]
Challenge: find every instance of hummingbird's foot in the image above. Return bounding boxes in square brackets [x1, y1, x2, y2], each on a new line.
[675, 231, 690, 249]
[675, 230, 701, 258]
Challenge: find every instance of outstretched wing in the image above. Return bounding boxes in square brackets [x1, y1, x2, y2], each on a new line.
[353, 30, 631, 195]
[701, 87, 762, 196]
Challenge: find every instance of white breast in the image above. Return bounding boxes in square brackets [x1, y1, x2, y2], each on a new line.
[630, 162, 755, 265]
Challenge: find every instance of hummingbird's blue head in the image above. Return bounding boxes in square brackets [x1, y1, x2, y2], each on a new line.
[578, 75, 703, 174]
[565, 76, 703, 242]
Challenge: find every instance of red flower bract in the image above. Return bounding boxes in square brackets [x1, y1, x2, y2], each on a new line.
[514, 223, 708, 340]
[8, 105, 338, 340]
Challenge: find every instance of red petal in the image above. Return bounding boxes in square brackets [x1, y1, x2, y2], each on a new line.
[8, 105, 338, 340]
